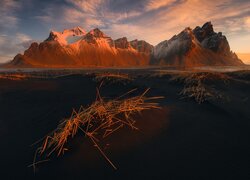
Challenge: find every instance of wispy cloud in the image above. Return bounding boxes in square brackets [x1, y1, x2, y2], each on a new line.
[63, 7, 104, 28]
[0, 0, 21, 32]
[0, 33, 33, 62]
[106, 0, 250, 48]
[145, 0, 176, 11]
[66, 0, 104, 14]
[245, 17, 250, 28]
[16, 33, 32, 42]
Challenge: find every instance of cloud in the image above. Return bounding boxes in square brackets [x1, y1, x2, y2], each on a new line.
[145, 0, 175, 11]
[63, 7, 104, 28]
[35, 15, 53, 23]
[16, 33, 32, 42]
[244, 16, 250, 28]
[108, 0, 250, 46]
[64, 0, 143, 27]
[0, 33, 33, 62]
[66, 0, 104, 14]
[0, 0, 21, 32]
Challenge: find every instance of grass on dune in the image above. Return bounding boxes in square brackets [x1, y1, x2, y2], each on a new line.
[0, 74, 28, 80]
[94, 72, 132, 85]
[170, 72, 230, 84]
[170, 72, 230, 104]
[32, 88, 163, 171]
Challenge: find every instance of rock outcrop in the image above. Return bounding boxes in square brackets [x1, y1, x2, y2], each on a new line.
[130, 39, 153, 54]
[151, 22, 243, 67]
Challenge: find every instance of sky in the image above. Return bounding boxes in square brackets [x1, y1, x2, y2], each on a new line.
[0, 0, 250, 63]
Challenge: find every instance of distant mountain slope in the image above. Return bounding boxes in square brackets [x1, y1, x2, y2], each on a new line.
[151, 22, 243, 67]
[6, 22, 244, 68]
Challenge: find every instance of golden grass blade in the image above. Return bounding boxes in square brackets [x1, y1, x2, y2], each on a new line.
[33, 88, 164, 170]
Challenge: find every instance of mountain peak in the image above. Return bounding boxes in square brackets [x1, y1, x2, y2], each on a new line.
[193, 21, 215, 42]
[202, 22, 213, 31]
[184, 27, 192, 32]
[83, 28, 114, 47]
[169, 27, 194, 42]
[130, 39, 153, 54]
[87, 28, 106, 38]
[62, 26, 86, 36]
[152, 21, 243, 66]
[45, 27, 86, 45]
[130, 39, 138, 43]
[183, 27, 194, 37]
[114, 37, 130, 49]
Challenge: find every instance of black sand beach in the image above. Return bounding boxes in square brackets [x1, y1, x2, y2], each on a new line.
[0, 69, 250, 180]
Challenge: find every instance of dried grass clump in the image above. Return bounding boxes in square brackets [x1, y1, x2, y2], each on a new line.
[0, 74, 28, 80]
[170, 72, 230, 85]
[179, 83, 218, 104]
[94, 72, 132, 85]
[32, 88, 163, 170]
[171, 72, 229, 104]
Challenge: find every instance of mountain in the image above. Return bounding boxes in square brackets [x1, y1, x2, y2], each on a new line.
[8, 27, 152, 68]
[114, 37, 132, 49]
[151, 22, 243, 67]
[130, 39, 153, 54]
[45, 27, 86, 45]
[6, 22, 244, 68]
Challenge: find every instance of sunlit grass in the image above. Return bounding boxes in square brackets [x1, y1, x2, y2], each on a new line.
[0, 74, 28, 80]
[32, 88, 163, 170]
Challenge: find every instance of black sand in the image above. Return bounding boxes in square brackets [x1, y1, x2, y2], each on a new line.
[0, 70, 250, 180]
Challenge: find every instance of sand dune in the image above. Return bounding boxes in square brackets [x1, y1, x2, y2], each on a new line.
[1, 69, 250, 179]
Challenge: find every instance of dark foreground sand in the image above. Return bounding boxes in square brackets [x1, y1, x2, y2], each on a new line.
[0, 69, 250, 180]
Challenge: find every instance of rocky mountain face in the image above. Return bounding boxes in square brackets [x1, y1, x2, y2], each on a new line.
[45, 27, 86, 45]
[114, 37, 132, 49]
[151, 22, 243, 67]
[9, 28, 152, 68]
[130, 39, 153, 54]
[8, 22, 243, 68]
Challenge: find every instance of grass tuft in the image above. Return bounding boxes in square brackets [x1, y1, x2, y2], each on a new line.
[32, 88, 163, 170]
[94, 72, 132, 85]
[171, 72, 230, 104]
[0, 74, 27, 80]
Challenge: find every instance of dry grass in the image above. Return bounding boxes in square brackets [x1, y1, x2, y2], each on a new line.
[0, 74, 28, 80]
[171, 72, 229, 104]
[0, 71, 84, 80]
[170, 72, 230, 84]
[94, 72, 132, 85]
[32, 88, 163, 170]
[179, 83, 216, 104]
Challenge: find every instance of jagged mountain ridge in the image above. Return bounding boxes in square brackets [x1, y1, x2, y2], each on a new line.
[151, 22, 243, 66]
[45, 27, 86, 45]
[8, 22, 243, 68]
[10, 28, 152, 67]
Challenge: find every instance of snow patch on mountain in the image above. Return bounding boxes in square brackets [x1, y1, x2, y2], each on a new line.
[46, 27, 86, 45]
